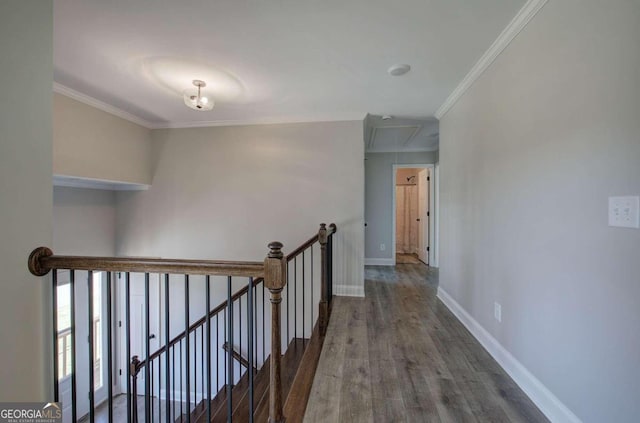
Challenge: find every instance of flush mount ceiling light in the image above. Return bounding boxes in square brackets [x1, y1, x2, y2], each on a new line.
[388, 64, 411, 76]
[183, 80, 214, 111]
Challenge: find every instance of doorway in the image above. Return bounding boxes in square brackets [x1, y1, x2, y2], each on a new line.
[393, 165, 434, 266]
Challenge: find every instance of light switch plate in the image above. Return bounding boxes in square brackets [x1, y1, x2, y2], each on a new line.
[608, 196, 640, 228]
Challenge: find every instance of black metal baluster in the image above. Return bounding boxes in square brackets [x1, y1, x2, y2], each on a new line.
[172, 343, 176, 421]
[262, 283, 265, 363]
[216, 314, 219, 391]
[87, 271, 95, 423]
[311, 246, 314, 325]
[164, 274, 171, 423]
[193, 327, 196, 409]
[70, 269, 78, 422]
[254, 283, 257, 368]
[247, 277, 254, 422]
[125, 272, 131, 423]
[329, 234, 333, 301]
[179, 339, 183, 420]
[294, 257, 297, 339]
[303, 251, 306, 338]
[150, 359, 154, 423]
[52, 270, 59, 402]
[184, 275, 191, 423]
[107, 272, 113, 423]
[144, 273, 151, 423]
[286, 268, 289, 344]
[200, 326, 202, 412]
[239, 293, 242, 382]
[206, 276, 212, 423]
[227, 276, 233, 423]
[223, 309, 227, 388]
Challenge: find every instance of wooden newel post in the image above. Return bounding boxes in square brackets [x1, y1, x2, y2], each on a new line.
[130, 356, 141, 423]
[265, 241, 287, 423]
[318, 223, 329, 336]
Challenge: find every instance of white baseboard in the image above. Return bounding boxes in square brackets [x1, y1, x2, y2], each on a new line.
[436, 287, 581, 423]
[334, 284, 365, 297]
[364, 258, 395, 266]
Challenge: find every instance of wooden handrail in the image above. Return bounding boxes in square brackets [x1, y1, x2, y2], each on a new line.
[28, 247, 264, 277]
[222, 342, 256, 370]
[286, 234, 319, 262]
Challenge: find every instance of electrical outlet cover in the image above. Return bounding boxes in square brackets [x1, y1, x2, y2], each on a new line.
[609, 196, 640, 228]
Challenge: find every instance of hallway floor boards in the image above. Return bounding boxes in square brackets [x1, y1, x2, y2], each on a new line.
[304, 264, 548, 423]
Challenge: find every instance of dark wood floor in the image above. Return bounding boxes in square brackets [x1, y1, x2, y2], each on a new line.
[304, 264, 548, 422]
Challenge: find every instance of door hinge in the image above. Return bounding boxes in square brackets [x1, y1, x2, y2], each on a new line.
[118, 320, 122, 328]
[427, 211, 430, 217]
[427, 176, 430, 181]
[119, 369, 122, 376]
[427, 247, 430, 252]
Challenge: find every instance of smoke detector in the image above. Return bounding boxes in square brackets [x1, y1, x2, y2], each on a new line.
[387, 64, 411, 76]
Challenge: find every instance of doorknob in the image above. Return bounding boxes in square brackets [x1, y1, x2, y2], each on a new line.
[149, 334, 156, 340]
[416, 218, 421, 222]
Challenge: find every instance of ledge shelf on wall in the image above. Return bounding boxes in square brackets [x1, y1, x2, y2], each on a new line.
[53, 174, 150, 191]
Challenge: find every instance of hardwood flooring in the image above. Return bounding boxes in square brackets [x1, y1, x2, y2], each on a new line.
[304, 264, 549, 423]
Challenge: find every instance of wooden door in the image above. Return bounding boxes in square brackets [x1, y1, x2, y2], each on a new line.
[417, 169, 429, 264]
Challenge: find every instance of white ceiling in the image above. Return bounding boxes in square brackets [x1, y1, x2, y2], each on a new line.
[53, 0, 526, 128]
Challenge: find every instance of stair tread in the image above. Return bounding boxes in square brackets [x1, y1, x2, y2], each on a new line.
[230, 356, 272, 421]
[254, 338, 309, 422]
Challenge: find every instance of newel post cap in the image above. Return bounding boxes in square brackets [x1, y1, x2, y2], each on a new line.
[265, 241, 286, 290]
[318, 223, 328, 244]
[268, 241, 284, 259]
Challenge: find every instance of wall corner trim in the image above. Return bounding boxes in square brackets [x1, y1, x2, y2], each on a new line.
[434, 0, 549, 120]
[334, 285, 365, 298]
[364, 258, 395, 266]
[54, 82, 154, 128]
[436, 287, 582, 423]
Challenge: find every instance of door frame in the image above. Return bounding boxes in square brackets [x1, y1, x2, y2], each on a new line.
[392, 164, 436, 266]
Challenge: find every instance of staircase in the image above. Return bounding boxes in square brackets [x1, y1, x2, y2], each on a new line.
[28, 223, 337, 423]
[179, 337, 307, 423]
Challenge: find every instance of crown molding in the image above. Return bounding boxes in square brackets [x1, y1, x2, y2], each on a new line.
[149, 113, 367, 129]
[54, 82, 154, 128]
[54, 82, 366, 129]
[434, 0, 549, 120]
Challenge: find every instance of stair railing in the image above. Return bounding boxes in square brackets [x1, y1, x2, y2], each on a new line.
[28, 222, 337, 423]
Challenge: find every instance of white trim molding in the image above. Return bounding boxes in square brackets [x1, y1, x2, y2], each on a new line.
[150, 113, 367, 130]
[437, 287, 582, 423]
[54, 82, 154, 128]
[334, 284, 365, 298]
[364, 258, 395, 266]
[53, 174, 150, 191]
[434, 0, 549, 120]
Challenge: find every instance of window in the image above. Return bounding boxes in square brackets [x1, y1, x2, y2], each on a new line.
[92, 272, 103, 390]
[56, 272, 104, 390]
[56, 283, 72, 380]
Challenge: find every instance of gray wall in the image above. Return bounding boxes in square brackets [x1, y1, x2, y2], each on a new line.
[365, 152, 437, 260]
[0, 1, 53, 401]
[53, 187, 117, 255]
[116, 121, 365, 296]
[439, 1, 640, 421]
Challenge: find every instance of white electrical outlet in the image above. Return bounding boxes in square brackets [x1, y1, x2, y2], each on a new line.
[380, 243, 386, 251]
[609, 196, 640, 228]
[494, 302, 502, 323]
